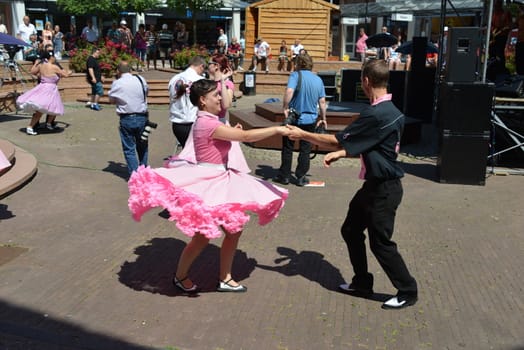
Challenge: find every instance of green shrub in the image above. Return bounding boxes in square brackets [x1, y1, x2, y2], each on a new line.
[68, 40, 142, 77]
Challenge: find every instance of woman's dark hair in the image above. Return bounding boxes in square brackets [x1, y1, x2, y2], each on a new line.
[40, 50, 54, 60]
[189, 79, 218, 107]
[210, 54, 230, 72]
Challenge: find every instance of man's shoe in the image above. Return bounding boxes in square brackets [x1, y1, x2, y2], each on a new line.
[295, 176, 309, 187]
[238, 66, 244, 71]
[91, 104, 102, 111]
[339, 283, 373, 297]
[382, 294, 418, 310]
[273, 174, 290, 185]
[217, 279, 247, 293]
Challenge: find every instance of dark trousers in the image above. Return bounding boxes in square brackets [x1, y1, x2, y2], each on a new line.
[516, 42, 524, 75]
[171, 122, 193, 148]
[279, 123, 315, 179]
[340, 179, 417, 295]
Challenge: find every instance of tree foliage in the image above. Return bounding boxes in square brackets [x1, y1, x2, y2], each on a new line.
[56, 0, 163, 17]
[165, 0, 224, 44]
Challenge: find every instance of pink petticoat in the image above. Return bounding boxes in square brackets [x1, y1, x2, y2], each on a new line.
[128, 165, 288, 239]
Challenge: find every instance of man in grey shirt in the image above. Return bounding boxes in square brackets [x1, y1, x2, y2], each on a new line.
[108, 61, 150, 177]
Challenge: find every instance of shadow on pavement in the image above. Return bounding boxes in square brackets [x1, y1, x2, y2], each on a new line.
[0, 300, 156, 350]
[256, 246, 345, 292]
[102, 161, 129, 181]
[0, 113, 27, 123]
[254, 164, 279, 180]
[0, 203, 15, 220]
[257, 247, 395, 303]
[400, 162, 439, 182]
[118, 237, 257, 295]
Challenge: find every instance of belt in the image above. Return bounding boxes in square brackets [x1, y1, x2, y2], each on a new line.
[119, 112, 147, 118]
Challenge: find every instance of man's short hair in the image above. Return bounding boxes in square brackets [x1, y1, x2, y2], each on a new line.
[91, 47, 100, 54]
[118, 61, 131, 73]
[296, 53, 313, 71]
[188, 55, 206, 68]
[361, 59, 389, 88]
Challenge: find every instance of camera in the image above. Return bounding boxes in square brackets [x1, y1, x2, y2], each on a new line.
[140, 120, 157, 142]
[282, 108, 300, 126]
[4, 45, 21, 60]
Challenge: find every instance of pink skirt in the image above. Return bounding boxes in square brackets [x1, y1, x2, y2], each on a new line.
[128, 164, 288, 239]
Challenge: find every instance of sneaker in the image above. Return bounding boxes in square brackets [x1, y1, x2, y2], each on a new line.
[339, 283, 373, 297]
[382, 294, 418, 310]
[238, 66, 244, 71]
[91, 104, 102, 111]
[26, 127, 37, 135]
[252, 67, 256, 72]
[85, 102, 92, 108]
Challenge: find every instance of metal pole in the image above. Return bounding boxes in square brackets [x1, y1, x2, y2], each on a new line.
[365, 0, 368, 29]
[482, 0, 495, 83]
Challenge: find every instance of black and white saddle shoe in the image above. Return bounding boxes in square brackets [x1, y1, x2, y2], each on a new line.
[381, 294, 418, 310]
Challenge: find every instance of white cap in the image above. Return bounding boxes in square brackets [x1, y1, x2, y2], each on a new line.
[120, 20, 127, 25]
[162, 24, 168, 30]
[444, 26, 449, 31]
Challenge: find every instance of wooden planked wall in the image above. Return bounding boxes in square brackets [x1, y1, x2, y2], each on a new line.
[245, 4, 334, 63]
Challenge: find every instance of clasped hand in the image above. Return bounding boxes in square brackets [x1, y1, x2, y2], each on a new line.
[277, 124, 303, 139]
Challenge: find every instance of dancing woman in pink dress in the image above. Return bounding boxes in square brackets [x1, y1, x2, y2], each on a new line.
[16, 50, 72, 135]
[128, 79, 290, 293]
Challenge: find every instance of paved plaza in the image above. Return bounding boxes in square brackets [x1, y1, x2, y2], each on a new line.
[0, 70, 523, 349]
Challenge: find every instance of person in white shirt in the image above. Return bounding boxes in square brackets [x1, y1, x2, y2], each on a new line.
[0, 18, 7, 34]
[168, 55, 206, 147]
[17, 16, 36, 43]
[250, 37, 271, 73]
[290, 39, 304, 71]
[217, 28, 228, 48]
[108, 61, 150, 177]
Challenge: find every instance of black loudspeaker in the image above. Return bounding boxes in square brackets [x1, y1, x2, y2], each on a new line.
[437, 132, 490, 185]
[444, 27, 481, 82]
[438, 82, 494, 133]
[411, 37, 428, 72]
[342, 69, 406, 110]
[437, 82, 494, 185]
[340, 69, 363, 102]
[405, 67, 436, 123]
[388, 70, 406, 112]
[318, 70, 337, 101]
